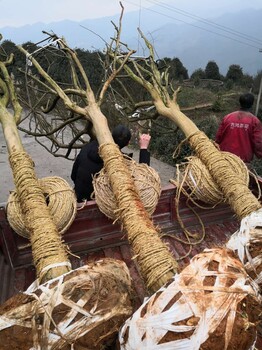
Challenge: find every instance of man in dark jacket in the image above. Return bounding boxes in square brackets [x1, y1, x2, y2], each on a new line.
[215, 93, 262, 164]
[71, 125, 151, 203]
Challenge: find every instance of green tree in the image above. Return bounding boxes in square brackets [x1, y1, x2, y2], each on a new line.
[226, 64, 243, 83]
[75, 49, 105, 94]
[190, 68, 206, 85]
[252, 71, 262, 94]
[241, 74, 254, 89]
[172, 57, 188, 80]
[190, 68, 206, 80]
[157, 57, 188, 82]
[0, 40, 25, 83]
[205, 60, 221, 80]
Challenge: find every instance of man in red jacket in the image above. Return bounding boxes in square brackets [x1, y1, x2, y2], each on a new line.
[215, 93, 262, 164]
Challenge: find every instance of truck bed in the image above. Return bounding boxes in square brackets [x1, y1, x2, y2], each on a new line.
[0, 182, 261, 348]
[0, 183, 241, 301]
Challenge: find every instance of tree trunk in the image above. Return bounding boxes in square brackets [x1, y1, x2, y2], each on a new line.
[0, 106, 70, 283]
[153, 99, 261, 220]
[84, 104, 178, 292]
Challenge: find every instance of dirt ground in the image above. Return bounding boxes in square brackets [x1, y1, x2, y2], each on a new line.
[0, 128, 176, 205]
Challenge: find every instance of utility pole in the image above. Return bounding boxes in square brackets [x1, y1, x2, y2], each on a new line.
[255, 49, 262, 116]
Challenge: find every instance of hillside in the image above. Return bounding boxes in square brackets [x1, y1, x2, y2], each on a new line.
[1, 7, 262, 76]
[149, 8, 262, 75]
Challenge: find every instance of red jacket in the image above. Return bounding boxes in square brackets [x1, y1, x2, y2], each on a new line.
[215, 110, 262, 163]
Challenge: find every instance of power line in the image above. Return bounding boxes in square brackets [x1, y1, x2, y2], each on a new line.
[122, 0, 262, 50]
[145, 0, 262, 46]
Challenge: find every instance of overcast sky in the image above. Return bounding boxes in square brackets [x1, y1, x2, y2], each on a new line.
[0, 0, 149, 27]
[1, 0, 262, 27]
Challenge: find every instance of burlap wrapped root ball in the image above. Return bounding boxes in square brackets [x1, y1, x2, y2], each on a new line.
[6, 176, 77, 239]
[0, 258, 134, 349]
[227, 208, 262, 292]
[119, 248, 261, 350]
[180, 152, 249, 205]
[93, 158, 162, 220]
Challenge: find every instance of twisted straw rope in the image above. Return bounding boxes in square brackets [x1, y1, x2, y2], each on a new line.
[188, 131, 261, 219]
[93, 157, 161, 220]
[7, 176, 77, 239]
[180, 152, 249, 205]
[162, 150, 249, 262]
[8, 151, 70, 280]
[99, 143, 177, 291]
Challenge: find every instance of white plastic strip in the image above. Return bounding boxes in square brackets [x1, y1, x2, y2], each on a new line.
[119, 248, 260, 350]
[226, 208, 262, 264]
[26, 261, 72, 293]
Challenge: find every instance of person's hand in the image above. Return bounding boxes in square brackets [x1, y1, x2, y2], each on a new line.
[139, 134, 151, 149]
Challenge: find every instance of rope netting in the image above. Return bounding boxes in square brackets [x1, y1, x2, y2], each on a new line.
[93, 157, 161, 220]
[0, 259, 133, 349]
[119, 248, 261, 350]
[7, 176, 77, 239]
